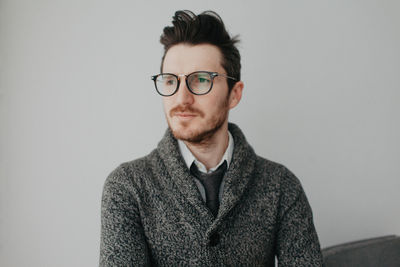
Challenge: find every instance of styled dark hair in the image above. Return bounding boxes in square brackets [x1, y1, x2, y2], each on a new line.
[160, 10, 241, 90]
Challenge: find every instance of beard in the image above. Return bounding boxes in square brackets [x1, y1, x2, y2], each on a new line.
[166, 98, 229, 145]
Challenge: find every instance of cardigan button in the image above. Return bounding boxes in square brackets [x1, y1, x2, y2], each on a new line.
[209, 233, 220, 246]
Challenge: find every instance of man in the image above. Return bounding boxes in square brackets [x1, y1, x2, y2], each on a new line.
[100, 10, 323, 266]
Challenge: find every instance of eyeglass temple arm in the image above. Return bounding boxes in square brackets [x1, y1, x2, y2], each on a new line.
[214, 73, 237, 81]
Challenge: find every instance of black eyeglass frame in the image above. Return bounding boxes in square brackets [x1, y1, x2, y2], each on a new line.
[151, 71, 237, 96]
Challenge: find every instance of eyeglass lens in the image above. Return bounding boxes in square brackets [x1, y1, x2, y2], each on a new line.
[155, 72, 213, 96]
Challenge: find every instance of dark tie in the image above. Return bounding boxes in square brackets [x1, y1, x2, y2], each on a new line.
[190, 161, 227, 217]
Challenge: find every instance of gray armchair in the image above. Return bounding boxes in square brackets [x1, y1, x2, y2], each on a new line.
[322, 235, 400, 267]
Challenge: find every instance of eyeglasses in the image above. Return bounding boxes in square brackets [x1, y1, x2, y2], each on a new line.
[151, 71, 237, 96]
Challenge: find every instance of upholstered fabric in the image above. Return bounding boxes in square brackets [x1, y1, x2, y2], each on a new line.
[322, 235, 400, 267]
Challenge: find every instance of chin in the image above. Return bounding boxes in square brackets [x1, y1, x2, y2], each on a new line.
[169, 122, 201, 142]
[168, 119, 226, 144]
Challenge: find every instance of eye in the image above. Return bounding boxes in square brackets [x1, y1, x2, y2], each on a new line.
[161, 75, 176, 86]
[198, 77, 210, 83]
[165, 79, 175, 85]
[193, 73, 211, 84]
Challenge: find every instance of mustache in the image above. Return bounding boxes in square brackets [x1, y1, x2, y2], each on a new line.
[170, 106, 204, 117]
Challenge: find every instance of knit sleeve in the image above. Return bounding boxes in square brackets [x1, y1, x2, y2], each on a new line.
[99, 165, 150, 266]
[275, 167, 323, 266]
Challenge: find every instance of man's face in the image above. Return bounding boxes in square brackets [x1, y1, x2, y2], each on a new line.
[162, 43, 237, 143]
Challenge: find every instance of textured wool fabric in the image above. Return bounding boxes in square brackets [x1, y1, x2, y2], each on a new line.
[100, 123, 323, 266]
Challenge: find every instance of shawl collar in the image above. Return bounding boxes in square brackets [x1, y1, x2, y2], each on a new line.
[156, 123, 257, 233]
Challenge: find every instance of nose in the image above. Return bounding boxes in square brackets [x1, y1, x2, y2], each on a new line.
[175, 77, 194, 106]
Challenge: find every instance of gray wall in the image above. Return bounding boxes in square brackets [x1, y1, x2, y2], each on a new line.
[1, 0, 399, 266]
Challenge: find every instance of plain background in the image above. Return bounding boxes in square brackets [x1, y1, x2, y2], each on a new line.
[1, 0, 399, 266]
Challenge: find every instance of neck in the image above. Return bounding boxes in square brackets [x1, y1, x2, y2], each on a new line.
[184, 123, 229, 171]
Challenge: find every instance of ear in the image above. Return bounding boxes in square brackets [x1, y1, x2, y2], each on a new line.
[228, 81, 244, 109]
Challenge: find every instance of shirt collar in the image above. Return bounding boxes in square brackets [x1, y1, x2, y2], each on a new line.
[178, 131, 234, 173]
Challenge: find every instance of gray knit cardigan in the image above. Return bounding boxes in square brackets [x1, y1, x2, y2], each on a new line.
[100, 123, 323, 266]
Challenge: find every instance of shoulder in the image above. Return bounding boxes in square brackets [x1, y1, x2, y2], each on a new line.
[255, 156, 301, 183]
[255, 156, 314, 220]
[102, 150, 158, 196]
[254, 156, 304, 200]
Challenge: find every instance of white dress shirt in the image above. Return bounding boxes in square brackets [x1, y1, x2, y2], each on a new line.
[178, 131, 234, 203]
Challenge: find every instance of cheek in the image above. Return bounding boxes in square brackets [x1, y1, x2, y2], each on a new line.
[210, 90, 229, 107]
[199, 98, 223, 117]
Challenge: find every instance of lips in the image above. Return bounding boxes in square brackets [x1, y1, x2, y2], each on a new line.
[169, 106, 204, 119]
[173, 113, 197, 122]
[175, 112, 197, 117]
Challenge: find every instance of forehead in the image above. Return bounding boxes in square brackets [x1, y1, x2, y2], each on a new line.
[162, 43, 224, 74]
